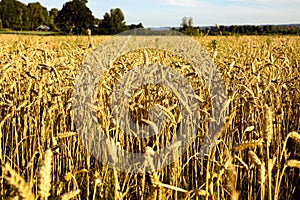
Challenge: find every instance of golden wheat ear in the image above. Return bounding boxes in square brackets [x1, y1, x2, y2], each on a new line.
[289, 132, 300, 144]
[59, 190, 81, 200]
[234, 139, 263, 151]
[264, 105, 273, 147]
[38, 149, 53, 200]
[2, 163, 35, 200]
[286, 160, 300, 169]
[248, 150, 262, 167]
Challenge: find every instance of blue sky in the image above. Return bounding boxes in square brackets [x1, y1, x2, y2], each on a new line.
[20, 0, 300, 27]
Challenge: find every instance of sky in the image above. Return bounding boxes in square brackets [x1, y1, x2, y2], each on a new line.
[19, 0, 300, 27]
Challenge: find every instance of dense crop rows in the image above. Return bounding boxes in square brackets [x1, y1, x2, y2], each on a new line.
[0, 34, 299, 199]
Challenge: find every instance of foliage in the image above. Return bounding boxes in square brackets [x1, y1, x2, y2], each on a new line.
[127, 22, 144, 30]
[55, 0, 94, 34]
[202, 24, 300, 35]
[0, 0, 29, 30]
[0, 0, 143, 34]
[97, 8, 127, 35]
[27, 2, 49, 30]
[179, 16, 199, 36]
[177, 17, 300, 36]
[48, 8, 59, 31]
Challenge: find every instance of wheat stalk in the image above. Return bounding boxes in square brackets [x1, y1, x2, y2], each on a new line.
[113, 169, 122, 200]
[264, 105, 273, 200]
[261, 161, 266, 199]
[145, 146, 163, 200]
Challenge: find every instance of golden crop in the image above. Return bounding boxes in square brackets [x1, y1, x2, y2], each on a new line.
[0, 34, 299, 200]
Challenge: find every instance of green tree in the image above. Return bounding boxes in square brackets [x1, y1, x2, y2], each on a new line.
[128, 22, 144, 30]
[27, 2, 49, 30]
[99, 8, 126, 34]
[0, 4, 3, 29]
[49, 8, 59, 31]
[55, 0, 94, 34]
[179, 16, 198, 36]
[188, 17, 193, 27]
[181, 16, 188, 29]
[0, 0, 29, 30]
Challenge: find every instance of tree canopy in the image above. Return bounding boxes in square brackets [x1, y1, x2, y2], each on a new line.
[55, 0, 94, 34]
[0, 0, 29, 30]
[27, 2, 48, 30]
[0, 0, 143, 34]
[179, 16, 199, 35]
[98, 8, 127, 34]
[177, 16, 300, 36]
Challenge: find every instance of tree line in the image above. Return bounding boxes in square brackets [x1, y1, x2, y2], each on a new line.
[204, 24, 300, 35]
[177, 17, 300, 36]
[0, 0, 143, 34]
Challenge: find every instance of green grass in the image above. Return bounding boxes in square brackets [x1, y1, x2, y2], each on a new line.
[0, 29, 61, 36]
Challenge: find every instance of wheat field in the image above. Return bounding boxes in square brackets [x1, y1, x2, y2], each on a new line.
[0, 34, 299, 200]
